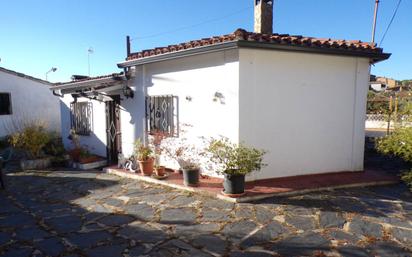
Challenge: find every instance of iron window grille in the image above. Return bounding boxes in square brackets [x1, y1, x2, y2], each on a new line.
[146, 95, 178, 136]
[70, 102, 93, 135]
[0, 93, 12, 115]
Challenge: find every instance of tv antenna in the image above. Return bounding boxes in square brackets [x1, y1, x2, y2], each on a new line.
[88, 47, 94, 76]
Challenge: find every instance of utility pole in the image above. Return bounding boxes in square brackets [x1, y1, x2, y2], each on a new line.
[371, 0, 380, 44]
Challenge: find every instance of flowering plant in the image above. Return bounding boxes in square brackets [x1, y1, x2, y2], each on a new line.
[160, 124, 205, 170]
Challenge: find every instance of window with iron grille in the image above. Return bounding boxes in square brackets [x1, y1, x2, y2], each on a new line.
[70, 102, 93, 135]
[146, 95, 178, 136]
[0, 93, 12, 115]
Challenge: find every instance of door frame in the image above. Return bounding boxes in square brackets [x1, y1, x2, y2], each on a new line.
[105, 95, 122, 164]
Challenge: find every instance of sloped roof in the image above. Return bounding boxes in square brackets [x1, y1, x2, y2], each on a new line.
[0, 66, 51, 85]
[125, 28, 389, 63]
[51, 72, 127, 95]
[54, 72, 124, 86]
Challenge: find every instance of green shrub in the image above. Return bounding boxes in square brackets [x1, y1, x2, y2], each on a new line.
[376, 127, 412, 190]
[401, 170, 412, 190]
[9, 124, 51, 159]
[207, 137, 267, 176]
[44, 133, 66, 157]
[376, 128, 412, 162]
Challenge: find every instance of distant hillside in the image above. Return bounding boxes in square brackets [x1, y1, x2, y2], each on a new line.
[399, 79, 412, 86]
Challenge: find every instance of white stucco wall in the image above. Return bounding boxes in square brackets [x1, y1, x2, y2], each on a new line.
[239, 48, 370, 181]
[0, 70, 61, 137]
[60, 95, 108, 157]
[120, 66, 147, 158]
[57, 47, 371, 181]
[120, 50, 240, 174]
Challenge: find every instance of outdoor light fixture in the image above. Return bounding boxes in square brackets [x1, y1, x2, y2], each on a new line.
[71, 94, 78, 103]
[45, 67, 58, 81]
[186, 96, 192, 102]
[123, 85, 134, 99]
[213, 92, 225, 104]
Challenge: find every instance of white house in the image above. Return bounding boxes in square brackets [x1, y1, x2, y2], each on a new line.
[52, 0, 390, 181]
[0, 67, 61, 137]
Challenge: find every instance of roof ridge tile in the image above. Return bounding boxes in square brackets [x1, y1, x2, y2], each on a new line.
[126, 28, 385, 61]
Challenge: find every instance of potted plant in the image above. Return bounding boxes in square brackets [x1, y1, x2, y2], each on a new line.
[179, 159, 200, 187]
[163, 142, 202, 186]
[134, 139, 154, 176]
[207, 137, 267, 196]
[150, 131, 168, 178]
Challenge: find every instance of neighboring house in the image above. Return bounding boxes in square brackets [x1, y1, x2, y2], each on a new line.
[370, 82, 387, 92]
[376, 76, 397, 89]
[369, 75, 398, 92]
[369, 75, 386, 92]
[0, 67, 61, 137]
[52, 0, 390, 181]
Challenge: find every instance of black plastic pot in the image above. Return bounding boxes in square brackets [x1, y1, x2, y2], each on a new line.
[182, 168, 200, 187]
[223, 174, 245, 195]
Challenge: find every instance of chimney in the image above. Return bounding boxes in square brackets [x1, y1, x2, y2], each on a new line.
[254, 0, 273, 34]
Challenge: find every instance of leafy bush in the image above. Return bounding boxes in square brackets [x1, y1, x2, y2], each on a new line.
[401, 171, 412, 190]
[207, 137, 267, 176]
[9, 124, 51, 159]
[376, 128, 412, 162]
[367, 91, 390, 114]
[44, 133, 66, 156]
[376, 127, 412, 190]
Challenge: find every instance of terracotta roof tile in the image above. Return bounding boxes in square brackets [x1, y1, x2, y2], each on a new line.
[126, 28, 386, 61]
[126, 29, 383, 60]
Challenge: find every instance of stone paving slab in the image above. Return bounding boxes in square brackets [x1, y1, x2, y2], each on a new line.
[0, 169, 411, 257]
[105, 167, 399, 202]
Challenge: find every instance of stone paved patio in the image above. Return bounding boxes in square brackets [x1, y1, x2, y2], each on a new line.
[0, 169, 411, 257]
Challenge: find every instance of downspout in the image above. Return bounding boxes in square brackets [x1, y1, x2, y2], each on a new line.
[143, 65, 148, 146]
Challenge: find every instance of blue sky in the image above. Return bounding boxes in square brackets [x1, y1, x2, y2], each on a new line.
[0, 0, 410, 82]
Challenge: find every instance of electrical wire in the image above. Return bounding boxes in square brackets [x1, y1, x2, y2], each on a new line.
[379, 0, 402, 46]
[130, 6, 252, 41]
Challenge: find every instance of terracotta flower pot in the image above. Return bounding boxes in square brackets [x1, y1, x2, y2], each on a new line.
[155, 166, 166, 176]
[138, 158, 154, 176]
[69, 148, 81, 162]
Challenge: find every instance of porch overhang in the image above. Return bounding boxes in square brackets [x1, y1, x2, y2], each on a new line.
[50, 74, 133, 99]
